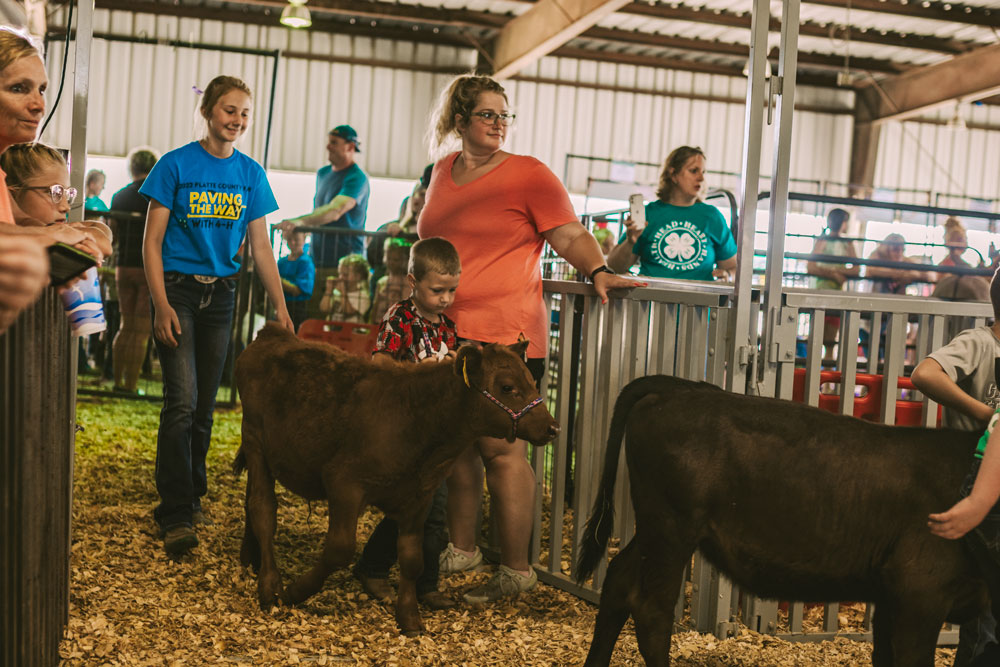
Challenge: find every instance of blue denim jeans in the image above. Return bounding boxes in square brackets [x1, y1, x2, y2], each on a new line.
[955, 457, 1000, 666]
[152, 273, 236, 529]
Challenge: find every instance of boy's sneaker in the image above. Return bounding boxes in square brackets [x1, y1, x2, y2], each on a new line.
[352, 568, 395, 602]
[439, 542, 482, 573]
[161, 523, 198, 556]
[462, 565, 537, 604]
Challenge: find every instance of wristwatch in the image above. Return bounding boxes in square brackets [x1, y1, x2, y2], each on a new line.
[589, 265, 616, 281]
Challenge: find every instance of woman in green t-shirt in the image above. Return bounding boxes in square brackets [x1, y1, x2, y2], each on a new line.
[608, 146, 737, 282]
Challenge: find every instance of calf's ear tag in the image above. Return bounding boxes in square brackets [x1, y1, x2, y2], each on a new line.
[462, 358, 471, 388]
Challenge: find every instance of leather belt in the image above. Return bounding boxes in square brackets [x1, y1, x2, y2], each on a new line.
[192, 273, 239, 284]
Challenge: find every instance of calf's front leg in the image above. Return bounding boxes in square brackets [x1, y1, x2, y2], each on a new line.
[395, 511, 428, 635]
[282, 489, 363, 605]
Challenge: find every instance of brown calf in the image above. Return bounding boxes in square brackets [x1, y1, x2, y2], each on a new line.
[234, 322, 559, 633]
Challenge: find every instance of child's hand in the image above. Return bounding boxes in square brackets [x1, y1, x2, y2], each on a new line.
[70, 221, 113, 259]
[928, 496, 990, 540]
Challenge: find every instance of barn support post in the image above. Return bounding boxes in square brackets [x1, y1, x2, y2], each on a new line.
[726, 0, 769, 396]
[67, 0, 93, 223]
[756, 0, 799, 397]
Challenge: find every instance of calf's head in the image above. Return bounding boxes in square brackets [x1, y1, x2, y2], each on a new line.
[455, 341, 560, 446]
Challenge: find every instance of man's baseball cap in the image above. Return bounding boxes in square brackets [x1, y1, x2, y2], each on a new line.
[330, 124, 361, 152]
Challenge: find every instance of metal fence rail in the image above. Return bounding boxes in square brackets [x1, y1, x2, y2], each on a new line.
[1, 291, 77, 666]
[529, 279, 733, 625]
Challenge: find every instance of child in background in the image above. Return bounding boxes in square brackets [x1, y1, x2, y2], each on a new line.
[84, 169, 109, 213]
[592, 227, 615, 257]
[371, 238, 411, 323]
[321, 252, 371, 322]
[278, 228, 315, 332]
[912, 269, 1000, 666]
[353, 237, 461, 609]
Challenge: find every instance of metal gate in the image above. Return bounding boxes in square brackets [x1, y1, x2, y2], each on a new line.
[1, 292, 77, 667]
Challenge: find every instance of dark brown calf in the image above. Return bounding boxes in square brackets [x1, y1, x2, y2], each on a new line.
[234, 323, 559, 633]
[577, 375, 995, 667]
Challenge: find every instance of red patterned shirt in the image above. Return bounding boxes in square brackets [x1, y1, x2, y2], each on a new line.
[374, 298, 458, 363]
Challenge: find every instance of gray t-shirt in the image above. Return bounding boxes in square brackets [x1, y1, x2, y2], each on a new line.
[928, 326, 1000, 431]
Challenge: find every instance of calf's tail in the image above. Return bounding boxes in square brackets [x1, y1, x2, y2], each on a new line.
[233, 447, 246, 476]
[575, 376, 663, 584]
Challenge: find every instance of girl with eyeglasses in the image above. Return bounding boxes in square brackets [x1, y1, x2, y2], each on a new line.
[419, 74, 643, 604]
[0, 142, 112, 258]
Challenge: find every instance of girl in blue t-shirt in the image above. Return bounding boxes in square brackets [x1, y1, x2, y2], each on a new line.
[607, 146, 737, 282]
[140, 75, 293, 556]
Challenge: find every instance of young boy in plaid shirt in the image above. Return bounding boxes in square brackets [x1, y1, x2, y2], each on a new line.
[352, 237, 461, 609]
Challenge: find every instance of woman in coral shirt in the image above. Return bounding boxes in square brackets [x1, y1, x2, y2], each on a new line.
[419, 74, 642, 603]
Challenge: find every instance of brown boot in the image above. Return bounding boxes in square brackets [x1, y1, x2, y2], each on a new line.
[418, 590, 456, 610]
[354, 571, 394, 602]
[161, 523, 198, 556]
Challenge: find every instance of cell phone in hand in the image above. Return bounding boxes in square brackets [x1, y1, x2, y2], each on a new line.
[47, 242, 97, 286]
[628, 193, 646, 232]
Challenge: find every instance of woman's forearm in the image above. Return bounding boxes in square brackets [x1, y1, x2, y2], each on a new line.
[607, 240, 637, 273]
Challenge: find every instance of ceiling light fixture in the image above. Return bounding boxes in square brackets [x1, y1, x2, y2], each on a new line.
[838, 0, 852, 87]
[946, 101, 967, 131]
[280, 0, 311, 29]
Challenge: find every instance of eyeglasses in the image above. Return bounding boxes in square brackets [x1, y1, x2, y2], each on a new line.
[469, 111, 516, 126]
[19, 184, 78, 205]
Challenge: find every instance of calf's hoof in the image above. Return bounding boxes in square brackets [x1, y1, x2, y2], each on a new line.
[396, 610, 424, 636]
[281, 578, 316, 605]
[257, 571, 283, 609]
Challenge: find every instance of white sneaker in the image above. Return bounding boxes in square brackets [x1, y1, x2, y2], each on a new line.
[438, 542, 483, 573]
[462, 565, 537, 604]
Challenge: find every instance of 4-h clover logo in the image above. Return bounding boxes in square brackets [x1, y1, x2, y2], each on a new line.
[653, 222, 707, 270]
[663, 231, 697, 261]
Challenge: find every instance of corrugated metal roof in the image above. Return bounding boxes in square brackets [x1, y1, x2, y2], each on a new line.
[77, 0, 998, 89]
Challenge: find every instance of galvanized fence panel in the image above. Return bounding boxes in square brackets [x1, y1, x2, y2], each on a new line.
[530, 279, 732, 608]
[1, 291, 77, 667]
